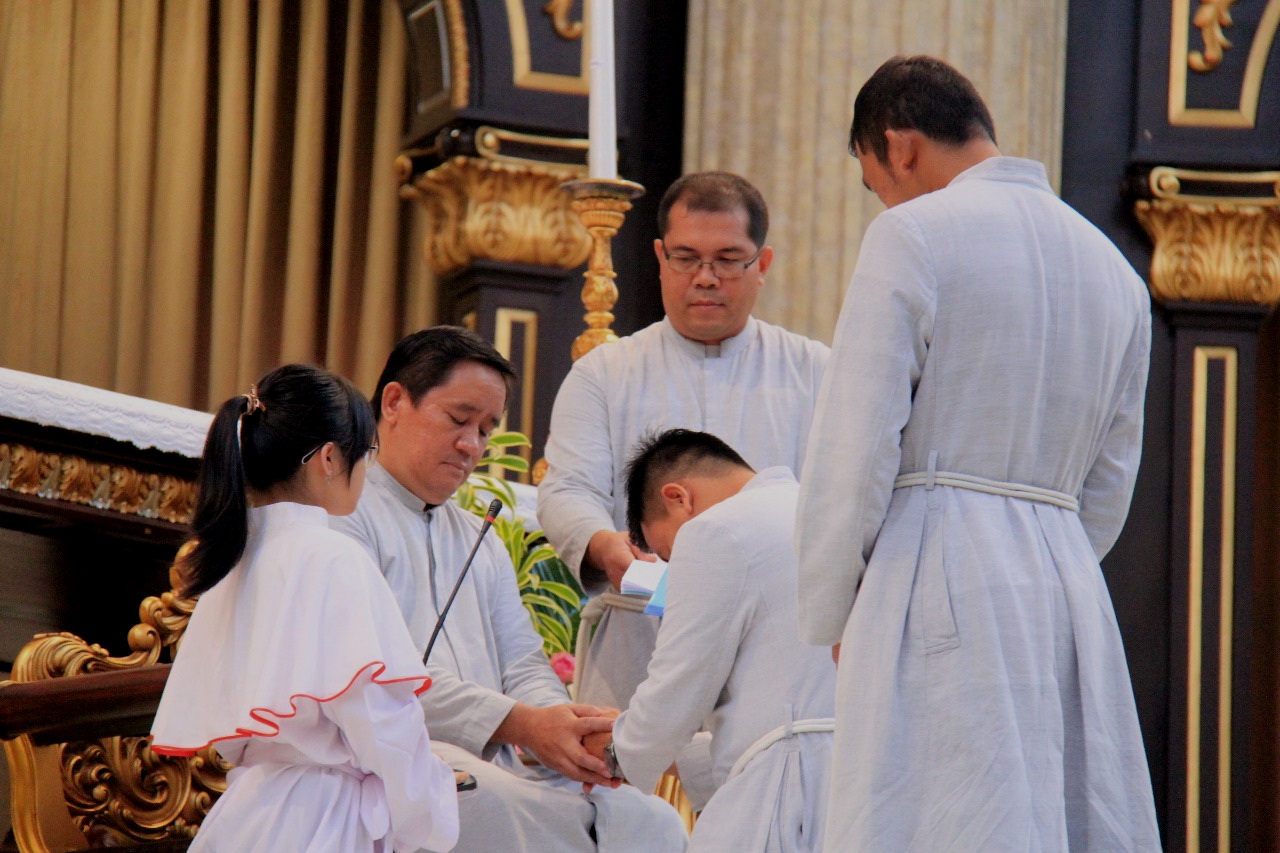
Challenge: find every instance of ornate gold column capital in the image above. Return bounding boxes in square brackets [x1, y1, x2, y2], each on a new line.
[1133, 167, 1280, 305]
[400, 155, 592, 277]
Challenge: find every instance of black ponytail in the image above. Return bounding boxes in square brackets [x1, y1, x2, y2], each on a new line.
[181, 364, 376, 597]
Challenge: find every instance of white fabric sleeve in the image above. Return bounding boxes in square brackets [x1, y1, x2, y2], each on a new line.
[674, 731, 716, 812]
[612, 520, 749, 794]
[538, 356, 620, 592]
[323, 680, 460, 853]
[796, 212, 936, 646]
[421, 537, 569, 759]
[1079, 307, 1151, 559]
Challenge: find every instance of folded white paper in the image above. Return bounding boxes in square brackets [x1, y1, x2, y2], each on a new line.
[619, 558, 667, 596]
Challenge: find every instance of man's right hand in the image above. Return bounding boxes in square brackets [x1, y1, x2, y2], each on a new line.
[493, 703, 620, 788]
[585, 529, 656, 590]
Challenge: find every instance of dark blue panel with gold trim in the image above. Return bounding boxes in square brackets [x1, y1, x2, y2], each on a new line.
[1134, 0, 1280, 167]
[401, 0, 591, 149]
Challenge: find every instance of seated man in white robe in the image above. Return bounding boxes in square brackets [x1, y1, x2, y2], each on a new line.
[333, 326, 688, 853]
[586, 429, 836, 853]
[539, 171, 830, 709]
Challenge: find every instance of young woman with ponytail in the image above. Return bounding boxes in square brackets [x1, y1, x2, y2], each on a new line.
[150, 364, 459, 852]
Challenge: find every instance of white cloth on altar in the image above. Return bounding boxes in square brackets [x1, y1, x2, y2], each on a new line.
[331, 465, 688, 853]
[797, 157, 1161, 851]
[0, 367, 212, 457]
[150, 502, 458, 853]
[539, 316, 829, 707]
[614, 468, 834, 853]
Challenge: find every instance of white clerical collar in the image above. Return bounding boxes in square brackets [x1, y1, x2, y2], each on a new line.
[948, 156, 1051, 194]
[367, 462, 437, 515]
[741, 466, 798, 495]
[659, 315, 759, 360]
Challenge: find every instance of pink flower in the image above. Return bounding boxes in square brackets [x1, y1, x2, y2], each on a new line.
[549, 652, 575, 684]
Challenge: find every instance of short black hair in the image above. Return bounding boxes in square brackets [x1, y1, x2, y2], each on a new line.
[623, 428, 753, 552]
[371, 326, 517, 420]
[849, 55, 996, 164]
[657, 171, 769, 247]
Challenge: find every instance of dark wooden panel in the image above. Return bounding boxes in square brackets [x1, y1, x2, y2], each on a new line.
[1133, 0, 1280, 167]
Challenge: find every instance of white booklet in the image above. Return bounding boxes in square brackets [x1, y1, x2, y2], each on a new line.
[619, 558, 667, 596]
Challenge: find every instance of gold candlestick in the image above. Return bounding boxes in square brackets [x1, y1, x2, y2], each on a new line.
[561, 178, 645, 360]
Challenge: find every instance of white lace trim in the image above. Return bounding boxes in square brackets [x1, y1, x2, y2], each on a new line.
[0, 368, 212, 458]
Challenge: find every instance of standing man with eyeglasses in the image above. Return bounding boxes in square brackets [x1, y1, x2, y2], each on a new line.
[539, 172, 830, 726]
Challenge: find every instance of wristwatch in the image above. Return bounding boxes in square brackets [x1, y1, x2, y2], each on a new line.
[602, 740, 623, 780]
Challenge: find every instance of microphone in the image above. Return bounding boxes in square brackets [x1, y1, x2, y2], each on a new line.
[424, 498, 503, 663]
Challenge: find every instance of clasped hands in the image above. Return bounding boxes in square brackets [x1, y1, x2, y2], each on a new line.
[495, 702, 622, 790]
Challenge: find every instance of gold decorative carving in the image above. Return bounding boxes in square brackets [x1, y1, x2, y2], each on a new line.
[443, 0, 469, 108]
[506, 0, 590, 93]
[543, 0, 584, 40]
[1189, 0, 1236, 71]
[1148, 166, 1280, 206]
[62, 735, 223, 846]
[7, 552, 222, 849]
[1135, 199, 1280, 305]
[475, 125, 589, 176]
[1169, 0, 1280, 126]
[0, 442, 196, 523]
[561, 179, 646, 360]
[402, 156, 592, 277]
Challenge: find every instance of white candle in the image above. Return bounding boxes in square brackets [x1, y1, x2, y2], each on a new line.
[587, 0, 617, 179]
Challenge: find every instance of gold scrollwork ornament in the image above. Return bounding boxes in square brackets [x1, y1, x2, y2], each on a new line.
[543, 0, 583, 40]
[1189, 0, 1236, 71]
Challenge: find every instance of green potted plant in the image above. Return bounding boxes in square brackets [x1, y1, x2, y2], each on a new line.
[453, 433, 584, 684]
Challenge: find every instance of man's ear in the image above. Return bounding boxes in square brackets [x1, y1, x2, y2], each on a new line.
[380, 381, 408, 424]
[884, 128, 919, 174]
[659, 481, 694, 516]
[653, 237, 667, 265]
[755, 245, 775, 277]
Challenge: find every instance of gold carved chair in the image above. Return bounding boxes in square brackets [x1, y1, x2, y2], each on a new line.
[0, 556, 227, 852]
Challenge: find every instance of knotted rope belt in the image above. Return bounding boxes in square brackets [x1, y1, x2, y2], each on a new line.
[727, 715, 835, 781]
[893, 451, 1079, 512]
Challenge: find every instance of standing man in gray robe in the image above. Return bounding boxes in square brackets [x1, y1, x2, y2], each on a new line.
[333, 327, 688, 853]
[587, 429, 835, 853]
[539, 171, 830, 709]
[796, 56, 1161, 851]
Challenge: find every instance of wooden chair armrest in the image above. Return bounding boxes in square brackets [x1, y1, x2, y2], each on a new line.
[0, 664, 169, 746]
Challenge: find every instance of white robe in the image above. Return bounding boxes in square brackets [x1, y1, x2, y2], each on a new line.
[539, 315, 829, 707]
[151, 502, 459, 853]
[797, 157, 1161, 851]
[332, 465, 687, 853]
[614, 469, 835, 853]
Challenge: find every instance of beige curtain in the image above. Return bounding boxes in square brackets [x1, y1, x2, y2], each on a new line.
[0, 0, 434, 410]
[684, 0, 1069, 344]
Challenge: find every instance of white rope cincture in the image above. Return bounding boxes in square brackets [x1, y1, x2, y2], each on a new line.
[893, 469, 1079, 512]
[727, 717, 835, 781]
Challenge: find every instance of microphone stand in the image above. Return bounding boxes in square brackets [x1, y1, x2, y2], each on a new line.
[423, 498, 503, 663]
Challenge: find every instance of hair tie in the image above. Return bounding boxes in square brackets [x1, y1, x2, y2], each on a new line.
[243, 385, 266, 415]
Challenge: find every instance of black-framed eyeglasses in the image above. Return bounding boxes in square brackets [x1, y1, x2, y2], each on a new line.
[661, 243, 763, 279]
[300, 441, 379, 466]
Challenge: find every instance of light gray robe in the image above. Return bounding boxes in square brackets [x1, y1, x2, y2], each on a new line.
[797, 157, 1161, 851]
[333, 465, 688, 853]
[539, 316, 829, 707]
[614, 468, 835, 853]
